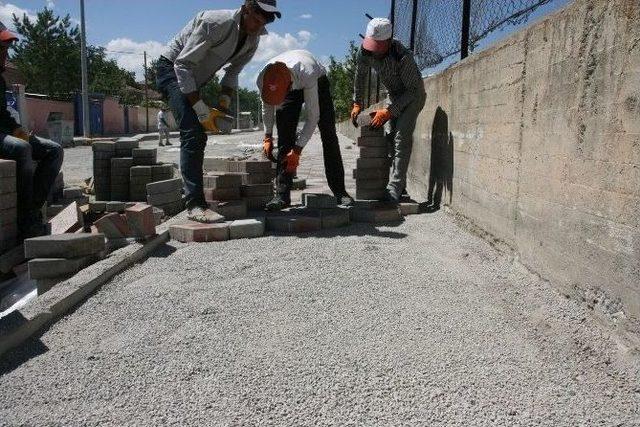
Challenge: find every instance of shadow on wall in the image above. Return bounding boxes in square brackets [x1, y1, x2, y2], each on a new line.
[426, 107, 454, 210]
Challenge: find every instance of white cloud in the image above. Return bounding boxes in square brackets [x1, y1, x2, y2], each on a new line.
[0, 3, 36, 30]
[299, 14, 312, 19]
[46, 1, 55, 9]
[105, 38, 167, 80]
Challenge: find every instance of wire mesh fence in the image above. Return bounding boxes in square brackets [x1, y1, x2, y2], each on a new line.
[391, 0, 564, 70]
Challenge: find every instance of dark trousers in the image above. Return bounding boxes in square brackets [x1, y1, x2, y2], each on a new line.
[156, 57, 207, 209]
[0, 134, 63, 225]
[275, 75, 347, 203]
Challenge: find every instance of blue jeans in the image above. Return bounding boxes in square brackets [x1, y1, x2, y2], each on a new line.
[0, 133, 64, 226]
[155, 57, 207, 209]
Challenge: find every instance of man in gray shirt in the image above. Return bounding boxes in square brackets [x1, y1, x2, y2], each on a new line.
[156, 0, 280, 222]
[351, 18, 426, 204]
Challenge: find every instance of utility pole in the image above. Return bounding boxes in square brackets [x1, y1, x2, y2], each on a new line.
[144, 51, 149, 133]
[79, 0, 90, 138]
[236, 89, 240, 130]
[410, 0, 418, 51]
[461, 0, 472, 59]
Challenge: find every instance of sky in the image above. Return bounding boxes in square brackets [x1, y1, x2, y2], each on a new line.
[3, 0, 392, 89]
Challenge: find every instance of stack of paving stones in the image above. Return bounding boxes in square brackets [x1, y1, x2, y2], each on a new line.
[354, 125, 390, 201]
[110, 157, 134, 201]
[169, 217, 265, 243]
[205, 157, 274, 210]
[92, 141, 117, 201]
[133, 148, 157, 166]
[147, 178, 183, 216]
[115, 137, 139, 157]
[203, 172, 247, 220]
[129, 166, 153, 202]
[0, 160, 18, 256]
[24, 233, 106, 294]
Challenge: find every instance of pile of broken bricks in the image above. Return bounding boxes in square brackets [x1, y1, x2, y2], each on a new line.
[93, 202, 159, 247]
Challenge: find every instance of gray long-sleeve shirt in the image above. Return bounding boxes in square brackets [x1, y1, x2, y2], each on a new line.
[162, 8, 265, 94]
[353, 40, 425, 117]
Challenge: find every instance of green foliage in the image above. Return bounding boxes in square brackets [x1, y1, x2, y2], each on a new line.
[199, 75, 261, 122]
[326, 41, 359, 121]
[10, 7, 141, 105]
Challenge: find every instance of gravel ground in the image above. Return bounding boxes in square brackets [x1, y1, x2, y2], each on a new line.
[1, 211, 639, 426]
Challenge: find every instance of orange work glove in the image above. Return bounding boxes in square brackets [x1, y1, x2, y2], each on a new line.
[13, 127, 30, 142]
[370, 109, 392, 128]
[263, 135, 275, 162]
[350, 103, 362, 127]
[284, 146, 302, 174]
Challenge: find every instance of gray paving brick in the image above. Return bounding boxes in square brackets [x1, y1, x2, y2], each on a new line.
[353, 168, 389, 180]
[147, 190, 182, 206]
[204, 187, 241, 201]
[0, 176, 16, 193]
[303, 193, 338, 209]
[358, 125, 384, 137]
[203, 157, 229, 172]
[241, 184, 273, 197]
[208, 200, 247, 220]
[24, 233, 106, 259]
[203, 173, 243, 189]
[146, 178, 183, 195]
[91, 142, 116, 153]
[229, 218, 265, 240]
[355, 178, 388, 190]
[351, 207, 402, 223]
[0, 159, 16, 177]
[357, 158, 390, 169]
[130, 166, 153, 177]
[106, 201, 126, 212]
[244, 195, 272, 210]
[355, 188, 387, 200]
[357, 136, 388, 147]
[266, 215, 322, 233]
[0, 192, 17, 209]
[28, 255, 97, 280]
[359, 146, 389, 158]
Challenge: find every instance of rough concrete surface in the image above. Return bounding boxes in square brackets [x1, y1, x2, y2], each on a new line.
[1, 212, 638, 426]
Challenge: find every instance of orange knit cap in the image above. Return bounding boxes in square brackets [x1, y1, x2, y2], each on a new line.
[261, 62, 291, 106]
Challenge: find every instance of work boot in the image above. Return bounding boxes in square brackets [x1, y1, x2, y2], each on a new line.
[337, 194, 354, 207]
[380, 189, 400, 205]
[166, 141, 173, 146]
[265, 195, 289, 212]
[187, 206, 224, 223]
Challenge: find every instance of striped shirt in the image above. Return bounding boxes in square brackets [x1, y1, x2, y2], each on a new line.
[353, 40, 425, 117]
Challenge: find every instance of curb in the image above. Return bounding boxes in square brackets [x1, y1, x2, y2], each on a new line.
[0, 220, 179, 358]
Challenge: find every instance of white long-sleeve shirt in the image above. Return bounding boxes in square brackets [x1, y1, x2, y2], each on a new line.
[257, 50, 326, 149]
[163, 9, 265, 94]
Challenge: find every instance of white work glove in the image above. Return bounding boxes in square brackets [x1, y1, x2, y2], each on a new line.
[192, 100, 210, 121]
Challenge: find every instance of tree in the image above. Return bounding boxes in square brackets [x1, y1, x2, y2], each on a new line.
[326, 41, 359, 121]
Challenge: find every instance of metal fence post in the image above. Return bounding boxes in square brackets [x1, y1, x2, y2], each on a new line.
[410, 0, 418, 51]
[461, 0, 471, 59]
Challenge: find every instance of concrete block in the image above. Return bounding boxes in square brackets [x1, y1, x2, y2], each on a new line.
[0, 159, 16, 177]
[110, 175, 130, 185]
[203, 173, 243, 189]
[353, 168, 389, 180]
[228, 159, 271, 174]
[125, 203, 156, 238]
[204, 187, 242, 201]
[241, 184, 273, 197]
[355, 179, 388, 190]
[106, 201, 126, 213]
[203, 157, 229, 172]
[94, 213, 130, 239]
[243, 173, 271, 185]
[147, 190, 182, 206]
[115, 139, 139, 157]
[130, 166, 153, 176]
[24, 233, 106, 259]
[357, 136, 388, 147]
[151, 164, 174, 180]
[28, 255, 96, 280]
[291, 178, 306, 190]
[133, 157, 156, 166]
[266, 215, 322, 233]
[146, 178, 183, 195]
[358, 125, 384, 138]
[0, 192, 17, 209]
[304, 193, 338, 209]
[156, 200, 184, 216]
[90, 201, 107, 213]
[49, 202, 83, 235]
[0, 176, 16, 193]
[208, 200, 247, 220]
[62, 187, 83, 200]
[356, 189, 387, 200]
[352, 207, 402, 223]
[244, 195, 272, 210]
[111, 157, 134, 169]
[359, 146, 389, 158]
[320, 208, 351, 229]
[399, 202, 420, 216]
[169, 222, 229, 243]
[132, 148, 157, 158]
[357, 158, 390, 169]
[91, 142, 116, 153]
[229, 218, 265, 239]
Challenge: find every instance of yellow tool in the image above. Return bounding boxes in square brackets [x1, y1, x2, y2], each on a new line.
[201, 108, 234, 135]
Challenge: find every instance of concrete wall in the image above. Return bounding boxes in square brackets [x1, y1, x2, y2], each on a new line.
[25, 97, 74, 135]
[103, 97, 126, 135]
[341, 0, 640, 327]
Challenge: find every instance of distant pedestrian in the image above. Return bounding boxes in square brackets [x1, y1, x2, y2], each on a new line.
[0, 22, 63, 239]
[157, 109, 172, 146]
[351, 18, 426, 204]
[156, 0, 280, 223]
[257, 49, 354, 211]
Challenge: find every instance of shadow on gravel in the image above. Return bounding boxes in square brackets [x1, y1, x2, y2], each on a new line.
[294, 223, 408, 240]
[0, 312, 49, 376]
[147, 243, 178, 259]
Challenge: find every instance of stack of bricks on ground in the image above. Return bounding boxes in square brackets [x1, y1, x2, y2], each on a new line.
[354, 125, 391, 201]
[93, 203, 158, 242]
[92, 138, 175, 207]
[203, 157, 276, 213]
[25, 233, 106, 295]
[0, 160, 18, 257]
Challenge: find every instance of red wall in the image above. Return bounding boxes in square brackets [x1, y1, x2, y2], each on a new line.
[25, 97, 74, 135]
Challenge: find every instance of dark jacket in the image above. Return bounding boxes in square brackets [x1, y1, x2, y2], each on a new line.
[0, 73, 20, 135]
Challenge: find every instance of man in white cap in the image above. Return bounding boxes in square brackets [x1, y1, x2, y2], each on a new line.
[351, 17, 426, 204]
[257, 49, 353, 211]
[0, 22, 64, 238]
[156, 108, 172, 147]
[156, 0, 280, 222]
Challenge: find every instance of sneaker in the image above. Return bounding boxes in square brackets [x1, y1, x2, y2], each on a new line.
[337, 194, 354, 207]
[265, 196, 289, 212]
[166, 141, 173, 146]
[159, 143, 165, 147]
[187, 206, 224, 223]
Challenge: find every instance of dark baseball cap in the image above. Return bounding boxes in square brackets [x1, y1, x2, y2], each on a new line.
[253, 0, 281, 19]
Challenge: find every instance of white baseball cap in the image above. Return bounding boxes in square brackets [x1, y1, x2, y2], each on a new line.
[363, 18, 393, 53]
